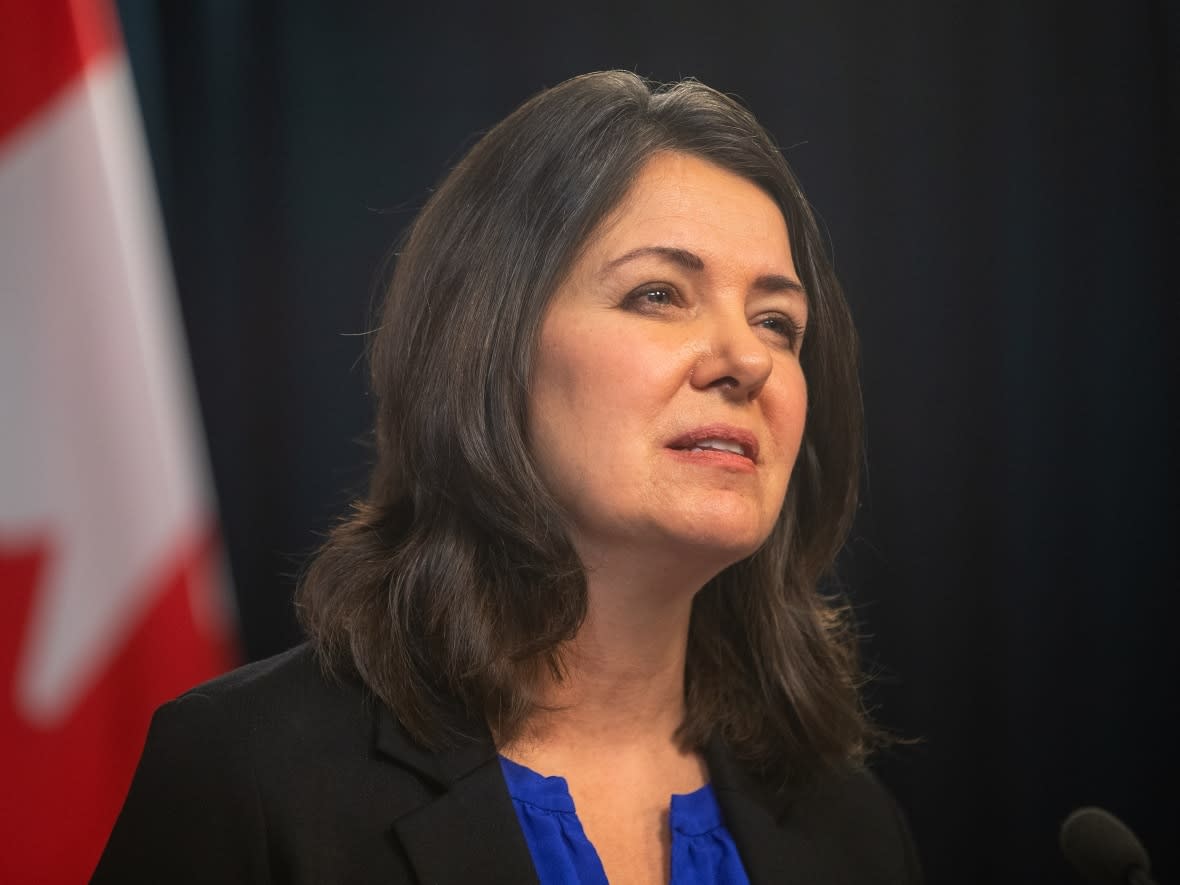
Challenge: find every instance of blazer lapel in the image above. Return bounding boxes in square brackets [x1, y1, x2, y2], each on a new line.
[374, 704, 540, 885]
[706, 739, 829, 885]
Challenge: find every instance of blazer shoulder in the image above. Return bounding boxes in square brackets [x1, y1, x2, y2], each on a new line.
[167, 642, 371, 738]
[94, 642, 455, 884]
[708, 738, 923, 885]
[92, 657, 283, 883]
[789, 765, 924, 885]
[797, 764, 901, 819]
[176, 642, 339, 706]
[93, 644, 394, 884]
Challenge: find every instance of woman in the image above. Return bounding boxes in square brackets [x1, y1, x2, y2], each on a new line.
[94, 71, 921, 884]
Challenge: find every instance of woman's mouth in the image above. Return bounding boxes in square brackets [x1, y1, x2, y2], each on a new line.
[666, 425, 759, 470]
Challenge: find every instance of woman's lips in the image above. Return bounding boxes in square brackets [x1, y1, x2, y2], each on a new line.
[666, 424, 759, 470]
[665, 447, 757, 472]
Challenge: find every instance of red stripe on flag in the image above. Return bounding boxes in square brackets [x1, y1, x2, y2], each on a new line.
[0, 0, 120, 143]
[0, 527, 238, 884]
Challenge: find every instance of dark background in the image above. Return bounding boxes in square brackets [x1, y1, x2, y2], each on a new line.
[114, 1, 1177, 882]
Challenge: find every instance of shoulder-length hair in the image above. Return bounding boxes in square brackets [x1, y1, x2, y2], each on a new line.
[297, 70, 876, 785]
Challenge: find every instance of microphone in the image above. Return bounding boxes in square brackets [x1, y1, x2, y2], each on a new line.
[1059, 806, 1158, 885]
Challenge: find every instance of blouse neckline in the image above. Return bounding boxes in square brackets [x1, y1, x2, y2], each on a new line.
[498, 754, 724, 833]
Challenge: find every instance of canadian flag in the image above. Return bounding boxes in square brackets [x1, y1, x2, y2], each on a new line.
[0, 1, 238, 881]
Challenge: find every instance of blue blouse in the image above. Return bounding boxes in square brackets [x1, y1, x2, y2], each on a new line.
[499, 756, 751, 885]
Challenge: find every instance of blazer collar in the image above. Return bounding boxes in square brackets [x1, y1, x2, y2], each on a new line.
[373, 702, 834, 885]
[373, 701, 540, 885]
[705, 737, 834, 885]
[373, 697, 497, 788]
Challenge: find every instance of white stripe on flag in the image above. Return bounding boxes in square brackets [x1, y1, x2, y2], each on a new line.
[0, 54, 218, 725]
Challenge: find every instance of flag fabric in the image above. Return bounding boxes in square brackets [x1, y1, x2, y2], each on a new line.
[0, 1, 238, 880]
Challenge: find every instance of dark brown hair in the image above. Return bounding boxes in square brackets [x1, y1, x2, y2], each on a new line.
[297, 71, 875, 785]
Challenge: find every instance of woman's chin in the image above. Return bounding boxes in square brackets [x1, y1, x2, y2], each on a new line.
[572, 500, 779, 581]
[673, 499, 776, 551]
[648, 517, 772, 573]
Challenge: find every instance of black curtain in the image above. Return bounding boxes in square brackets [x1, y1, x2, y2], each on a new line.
[115, 2, 1178, 882]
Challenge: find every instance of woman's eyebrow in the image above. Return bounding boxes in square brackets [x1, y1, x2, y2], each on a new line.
[602, 245, 705, 274]
[601, 244, 806, 299]
[753, 273, 807, 297]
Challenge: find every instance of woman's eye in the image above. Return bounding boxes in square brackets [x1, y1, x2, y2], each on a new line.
[757, 314, 805, 349]
[624, 285, 677, 309]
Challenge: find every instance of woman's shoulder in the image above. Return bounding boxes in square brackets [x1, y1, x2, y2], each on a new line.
[173, 641, 339, 707]
[93, 644, 442, 884]
[150, 641, 380, 773]
[796, 763, 906, 821]
[707, 739, 923, 884]
[143, 644, 340, 742]
[786, 765, 924, 884]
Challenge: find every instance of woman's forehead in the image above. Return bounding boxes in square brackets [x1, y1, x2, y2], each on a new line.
[579, 152, 796, 281]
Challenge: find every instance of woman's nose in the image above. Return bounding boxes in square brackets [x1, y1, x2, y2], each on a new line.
[689, 307, 773, 399]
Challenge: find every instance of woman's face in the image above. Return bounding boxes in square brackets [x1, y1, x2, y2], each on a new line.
[528, 151, 808, 572]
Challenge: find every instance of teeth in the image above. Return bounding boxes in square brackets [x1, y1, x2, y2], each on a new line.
[690, 439, 745, 456]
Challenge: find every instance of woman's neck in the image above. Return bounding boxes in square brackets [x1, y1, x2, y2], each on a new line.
[504, 550, 707, 764]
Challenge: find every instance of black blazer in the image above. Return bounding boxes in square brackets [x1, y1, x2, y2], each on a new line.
[93, 644, 922, 884]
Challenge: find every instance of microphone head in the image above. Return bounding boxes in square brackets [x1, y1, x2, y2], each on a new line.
[1059, 806, 1151, 884]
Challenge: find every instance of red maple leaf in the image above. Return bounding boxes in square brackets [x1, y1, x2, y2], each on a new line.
[0, 531, 236, 884]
